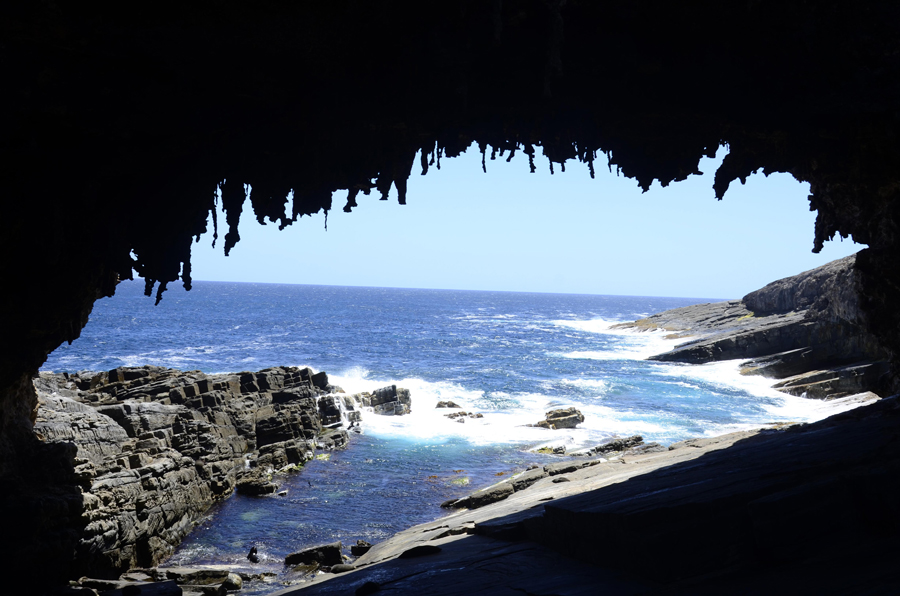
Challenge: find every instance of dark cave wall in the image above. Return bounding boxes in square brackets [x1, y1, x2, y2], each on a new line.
[1, 1, 900, 585]
[4, 1, 900, 416]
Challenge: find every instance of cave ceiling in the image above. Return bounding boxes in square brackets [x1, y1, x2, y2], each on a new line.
[2, 0, 900, 394]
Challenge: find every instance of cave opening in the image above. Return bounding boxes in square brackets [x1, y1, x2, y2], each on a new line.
[4, 1, 900, 592]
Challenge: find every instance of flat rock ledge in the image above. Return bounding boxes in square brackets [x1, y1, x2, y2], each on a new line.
[614, 253, 893, 399]
[33, 365, 408, 582]
[272, 394, 900, 595]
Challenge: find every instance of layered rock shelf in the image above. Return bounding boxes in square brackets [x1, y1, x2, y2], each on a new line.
[284, 395, 900, 595]
[260, 255, 900, 595]
[32, 365, 405, 583]
[615, 254, 892, 399]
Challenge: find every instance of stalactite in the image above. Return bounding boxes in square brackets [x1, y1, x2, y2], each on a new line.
[154, 280, 168, 306]
[181, 255, 192, 292]
[344, 188, 360, 212]
[211, 184, 220, 248]
[220, 178, 246, 257]
[524, 144, 536, 173]
[420, 146, 430, 176]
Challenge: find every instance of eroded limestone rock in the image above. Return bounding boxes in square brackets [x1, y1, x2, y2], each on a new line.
[531, 407, 584, 430]
[33, 366, 335, 578]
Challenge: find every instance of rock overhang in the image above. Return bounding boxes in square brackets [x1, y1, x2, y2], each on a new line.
[2, 1, 900, 451]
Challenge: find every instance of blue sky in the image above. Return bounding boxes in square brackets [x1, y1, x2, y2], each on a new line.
[190, 146, 862, 299]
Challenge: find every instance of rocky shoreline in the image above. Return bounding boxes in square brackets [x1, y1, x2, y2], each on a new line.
[257, 254, 900, 595]
[32, 365, 411, 593]
[34, 253, 900, 595]
[615, 253, 891, 398]
[278, 392, 899, 595]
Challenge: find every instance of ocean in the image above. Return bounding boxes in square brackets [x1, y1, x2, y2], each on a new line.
[42, 280, 853, 593]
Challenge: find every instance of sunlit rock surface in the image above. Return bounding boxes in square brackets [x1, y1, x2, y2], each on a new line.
[618, 254, 892, 398]
[31, 366, 341, 578]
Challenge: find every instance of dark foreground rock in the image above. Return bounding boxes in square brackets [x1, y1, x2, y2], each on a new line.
[615, 254, 891, 399]
[31, 365, 399, 581]
[280, 395, 900, 595]
[285, 542, 344, 567]
[72, 566, 248, 595]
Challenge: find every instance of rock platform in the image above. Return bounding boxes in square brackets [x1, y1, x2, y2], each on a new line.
[267, 255, 900, 595]
[617, 253, 892, 399]
[32, 365, 404, 583]
[274, 393, 900, 595]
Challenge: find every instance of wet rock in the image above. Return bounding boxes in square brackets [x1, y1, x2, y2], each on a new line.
[222, 573, 243, 590]
[317, 429, 350, 450]
[447, 482, 515, 510]
[350, 540, 372, 556]
[584, 435, 644, 456]
[511, 467, 548, 491]
[545, 460, 595, 476]
[533, 407, 584, 430]
[356, 385, 412, 415]
[435, 401, 461, 408]
[235, 470, 278, 495]
[285, 541, 344, 567]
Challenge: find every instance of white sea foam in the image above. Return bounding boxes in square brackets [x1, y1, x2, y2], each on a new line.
[552, 317, 876, 434]
[326, 370, 629, 449]
[551, 317, 681, 361]
[552, 318, 617, 334]
[652, 359, 875, 427]
[651, 361, 785, 401]
[762, 391, 879, 422]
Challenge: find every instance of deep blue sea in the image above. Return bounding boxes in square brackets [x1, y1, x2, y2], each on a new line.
[43, 281, 846, 593]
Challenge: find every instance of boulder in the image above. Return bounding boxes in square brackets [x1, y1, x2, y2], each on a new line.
[285, 541, 343, 567]
[587, 435, 644, 455]
[510, 467, 548, 491]
[235, 470, 278, 495]
[317, 429, 350, 450]
[350, 540, 372, 556]
[435, 401, 461, 408]
[447, 482, 515, 510]
[356, 385, 412, 415]
[222, 573, 243, 590]
[534, 407, 584, 429]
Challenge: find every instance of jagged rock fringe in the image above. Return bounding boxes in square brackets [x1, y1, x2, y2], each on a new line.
[3, 1, 900, 590]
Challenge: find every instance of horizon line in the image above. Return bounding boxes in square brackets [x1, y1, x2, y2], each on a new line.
[122, 277, 735, 303]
